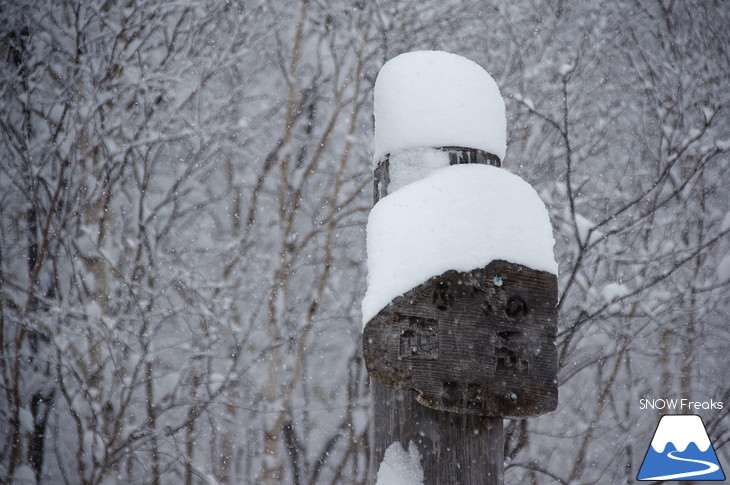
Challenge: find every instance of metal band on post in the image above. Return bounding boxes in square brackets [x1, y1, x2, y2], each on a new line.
[374, 147, 502, 202]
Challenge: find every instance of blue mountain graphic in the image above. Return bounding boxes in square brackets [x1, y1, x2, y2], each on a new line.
[638, 441, 726, 481]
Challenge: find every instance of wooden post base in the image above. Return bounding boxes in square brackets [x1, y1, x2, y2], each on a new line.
[370, 380, 504, 485]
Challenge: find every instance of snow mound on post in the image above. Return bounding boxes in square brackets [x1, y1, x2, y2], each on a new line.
[375, 441, 424, 485]
[373, 50, 506, 163]
[362, 164, 558, 324]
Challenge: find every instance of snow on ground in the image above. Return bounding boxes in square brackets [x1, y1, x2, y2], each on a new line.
[362, 164, 558, 324]
[373, 51, 506, 165]
[375, 441, 424, 485]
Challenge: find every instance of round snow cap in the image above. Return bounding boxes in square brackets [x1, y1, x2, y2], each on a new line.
[373, 51, 506, 163]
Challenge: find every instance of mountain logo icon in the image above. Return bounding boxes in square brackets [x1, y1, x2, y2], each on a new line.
[637, 414, 726, 481]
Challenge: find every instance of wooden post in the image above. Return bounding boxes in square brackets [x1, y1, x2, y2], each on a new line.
[370, 382, 504, 484]
[370, 147, 505, 484]
[365, 147, 558, 484]
[365, 52, 558, 484]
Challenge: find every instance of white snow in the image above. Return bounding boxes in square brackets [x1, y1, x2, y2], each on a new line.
[651, 415, 712, 453]
[716, 138, 730, 151]
[12, 466, 36, 484]
[574, 213, 603, 246]
[373, 51, 506, 164]
[602, 282, 629, 301]
[558, 63, 574, 76]
[19, 407, 33, 433]
[362, 164, 558, 324]
[375, 441, 424, 485]
[721, 211, 730, 232]
[154, 371, 181, 401]
[352, 407, 369, 437]
[717, 254, 730, 282]
[512, 92, 535, 111]
[387, 147, 450, 194]
[602, 282, 630, 313]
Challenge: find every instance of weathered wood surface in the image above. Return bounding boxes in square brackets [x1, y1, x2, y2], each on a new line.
[366, 145, 552, 484]
[364, 260, 558, 418]
[370, 381, 503, 484]
[373, 146, 501, 201]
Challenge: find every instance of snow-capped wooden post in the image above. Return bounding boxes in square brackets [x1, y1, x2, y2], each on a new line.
[363, 52, 559, 485]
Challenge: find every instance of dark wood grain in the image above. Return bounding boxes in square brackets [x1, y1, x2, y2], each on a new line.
[370, 381, 503, 484]
[364, 260, 558, 418]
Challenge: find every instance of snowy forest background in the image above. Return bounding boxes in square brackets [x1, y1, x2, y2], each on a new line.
[1, 0, 728, 484]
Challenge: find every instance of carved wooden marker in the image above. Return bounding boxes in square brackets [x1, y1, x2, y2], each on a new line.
[364, 260, 558, 418]
[364, 51, 558, 485]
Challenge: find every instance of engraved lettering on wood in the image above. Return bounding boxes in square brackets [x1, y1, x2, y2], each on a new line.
[363, 259, 558, 418]
[495, 330, 530, 375]
[398, 315, 439, 360]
